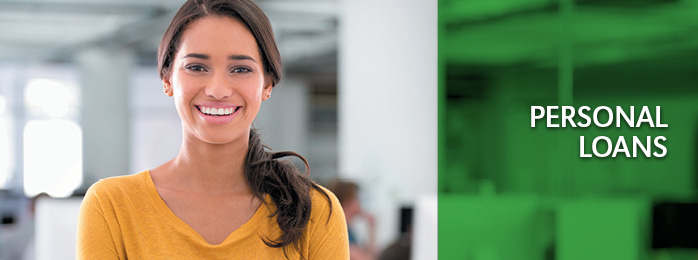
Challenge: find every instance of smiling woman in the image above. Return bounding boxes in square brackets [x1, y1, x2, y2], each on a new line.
[166, 15, 269, 144]
[76, 0, 349, 259]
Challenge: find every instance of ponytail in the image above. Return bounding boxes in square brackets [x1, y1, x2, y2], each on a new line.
[244, 129, 332, 255]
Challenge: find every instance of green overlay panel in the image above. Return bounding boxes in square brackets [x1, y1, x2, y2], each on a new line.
[439, 0, 698, 259]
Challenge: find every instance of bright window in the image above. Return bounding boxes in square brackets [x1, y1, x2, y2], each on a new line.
[22, 76, 82, 198]
[0, 95, 11, 188]
[25, 78, 78, 118]
[23, 120, 82, 198]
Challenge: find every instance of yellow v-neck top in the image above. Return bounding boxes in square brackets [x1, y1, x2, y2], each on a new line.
[77, 170, 349, 259]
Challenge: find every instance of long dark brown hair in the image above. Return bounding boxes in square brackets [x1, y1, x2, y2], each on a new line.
[156, 0, 331, 255]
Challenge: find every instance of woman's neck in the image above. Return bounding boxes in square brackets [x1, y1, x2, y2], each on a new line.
[165, 132, 251, 194]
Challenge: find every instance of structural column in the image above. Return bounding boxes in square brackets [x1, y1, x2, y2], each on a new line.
[339, 0, 437, 257]
[77, 47, 133, 185]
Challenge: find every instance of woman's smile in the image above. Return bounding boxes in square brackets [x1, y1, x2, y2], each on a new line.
[194, 103, 243, 124]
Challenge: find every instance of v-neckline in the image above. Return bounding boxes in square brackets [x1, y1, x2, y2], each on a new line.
[141, 169, 270, 246]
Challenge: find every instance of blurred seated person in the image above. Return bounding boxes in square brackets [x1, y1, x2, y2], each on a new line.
[331, 181, 377, 260]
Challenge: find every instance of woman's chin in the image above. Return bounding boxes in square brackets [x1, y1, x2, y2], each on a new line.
[198, 136, 237, 145]
[193, 131, 247, 145]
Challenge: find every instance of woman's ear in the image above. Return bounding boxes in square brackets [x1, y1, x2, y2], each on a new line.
[262, 83, 273, 101]
[162, 78, 173, 97]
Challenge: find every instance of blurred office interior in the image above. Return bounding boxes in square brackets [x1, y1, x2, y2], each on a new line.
[440, 0, 698, 259]
[0, 0, 437, 259]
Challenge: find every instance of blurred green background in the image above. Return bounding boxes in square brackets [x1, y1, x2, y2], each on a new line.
[438, 0, 698, 259]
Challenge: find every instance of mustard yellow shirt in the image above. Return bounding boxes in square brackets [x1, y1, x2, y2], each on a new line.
[77, 170, 349, 259]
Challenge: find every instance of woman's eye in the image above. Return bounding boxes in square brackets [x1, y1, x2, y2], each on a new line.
[231, 67, 252, 73]
[185, 65, 206, 72]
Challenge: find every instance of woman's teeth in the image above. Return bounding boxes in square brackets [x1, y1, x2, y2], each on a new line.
[198, 106, 236, 116]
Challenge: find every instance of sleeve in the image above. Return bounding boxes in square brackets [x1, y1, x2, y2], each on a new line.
[307, 187, 350, 260]
[76, 182, 121, 260]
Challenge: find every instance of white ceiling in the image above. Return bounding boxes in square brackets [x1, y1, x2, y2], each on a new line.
[0, 0, 338, 72]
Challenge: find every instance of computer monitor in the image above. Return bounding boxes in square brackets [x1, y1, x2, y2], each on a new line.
[652, 202, 698, 249]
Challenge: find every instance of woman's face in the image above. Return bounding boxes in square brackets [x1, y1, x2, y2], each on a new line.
[163, 15, 272, 145]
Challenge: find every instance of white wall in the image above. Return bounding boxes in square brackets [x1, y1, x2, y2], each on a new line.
[129, 66, 181, 174]
[255, 78, 309, 157]
[35, 197, 82, 260]
[338, 0, 438, 253]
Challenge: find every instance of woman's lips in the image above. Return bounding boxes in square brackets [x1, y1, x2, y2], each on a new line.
[195, 105, 241, 124]
[196, 105, 240, 116]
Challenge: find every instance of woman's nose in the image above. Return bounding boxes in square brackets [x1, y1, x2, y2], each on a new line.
[204, 71, 232, 100]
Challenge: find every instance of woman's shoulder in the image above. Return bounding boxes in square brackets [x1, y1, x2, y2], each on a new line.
[308, 183, 346, 227]
[304, 184, 350, 258]
[85, 170, 150, 200]
[310, 184, 340, 213]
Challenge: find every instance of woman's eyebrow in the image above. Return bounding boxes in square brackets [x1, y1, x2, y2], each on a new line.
[181, 53, 256, 63]
[182, 53, 209, 59]
[229, 55, 257, 63]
